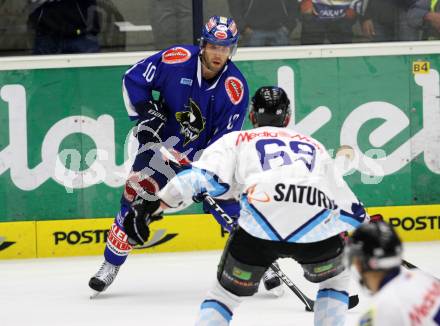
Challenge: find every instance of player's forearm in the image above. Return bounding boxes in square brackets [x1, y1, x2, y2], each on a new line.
[158, 168, 228, 210]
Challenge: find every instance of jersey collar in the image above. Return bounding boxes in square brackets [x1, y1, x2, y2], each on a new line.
[197, 56, 229, 91]
[378, 267, 401, 290]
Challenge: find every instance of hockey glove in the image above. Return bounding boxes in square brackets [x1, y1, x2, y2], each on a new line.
[134, 100, 167, 145]
[123, 195, 162, 246]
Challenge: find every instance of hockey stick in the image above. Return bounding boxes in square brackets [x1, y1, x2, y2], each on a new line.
[402, 259, 440, 281]
[202, 192, 359, 312]
[402, 259, 418, 270]
[369, 215, 440, 281]
[159, 146, 359, 311]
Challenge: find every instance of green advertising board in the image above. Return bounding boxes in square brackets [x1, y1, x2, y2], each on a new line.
[0, 53, 439, 222]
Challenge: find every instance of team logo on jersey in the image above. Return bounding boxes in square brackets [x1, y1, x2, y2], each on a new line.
[162, 47, 191, 64]
[225, 77, 244, 105]
[175, 98, 206, 146]
[214, 30, 228, 39]
[0, 236, 15, 251]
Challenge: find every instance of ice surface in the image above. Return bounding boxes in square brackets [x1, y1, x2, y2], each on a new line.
[1, 242, 439, 326]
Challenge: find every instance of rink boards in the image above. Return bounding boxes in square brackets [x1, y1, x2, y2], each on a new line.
[1, 42, 440, 260]
[1, 45, 440, 223]
[1, 204, 440, 259]
[0, 214, 228, 259]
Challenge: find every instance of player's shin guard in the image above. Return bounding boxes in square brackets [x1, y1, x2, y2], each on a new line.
[102, 171, 161, 266]
[195, 280, 242, 326]
[89, 207, 133, 293]
[103, 206, 133, 266]
[313, 269, 350, 326]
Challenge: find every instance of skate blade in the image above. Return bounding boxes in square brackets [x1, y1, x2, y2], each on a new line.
[90, 291, 101, 299]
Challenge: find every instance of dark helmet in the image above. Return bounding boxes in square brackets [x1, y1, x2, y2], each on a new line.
[249, 86, 291, 127]
[200, 16, 239, 55]
[347, 221, 402, 272]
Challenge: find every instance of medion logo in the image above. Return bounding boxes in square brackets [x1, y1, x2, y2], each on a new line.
[53, 229, 177, 249]
[0, 236, 15, 251]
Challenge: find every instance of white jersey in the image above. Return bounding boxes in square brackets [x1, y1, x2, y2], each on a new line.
[312, 0, 366, 18]
[159, 126, 368, 243]
[358, 269, 440, 326]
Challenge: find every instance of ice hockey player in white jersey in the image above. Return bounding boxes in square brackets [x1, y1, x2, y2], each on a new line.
[122, 86, 369, 326]
[346, 221, 440, 326]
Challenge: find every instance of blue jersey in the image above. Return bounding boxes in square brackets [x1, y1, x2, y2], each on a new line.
[122, 45, 249, 161]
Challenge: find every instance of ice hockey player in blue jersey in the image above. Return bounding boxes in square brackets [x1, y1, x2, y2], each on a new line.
[122, 86, 370, 325]
[88, 15, 250, 295]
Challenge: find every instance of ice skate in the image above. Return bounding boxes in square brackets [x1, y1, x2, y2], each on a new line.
[263, 263, 284, 297]
[88, 260, 120, 298]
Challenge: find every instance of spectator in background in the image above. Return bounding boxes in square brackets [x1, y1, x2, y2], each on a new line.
[360, 0, 419, 42]
[228, 0, 298, 46]
[300, 0, 366, 44]
[407, 0, 440, 40]
[150, 0, 192, 49]
[27, 0, 100, 54]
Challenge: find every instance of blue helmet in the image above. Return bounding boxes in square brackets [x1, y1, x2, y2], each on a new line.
[200, 16, 239, 54]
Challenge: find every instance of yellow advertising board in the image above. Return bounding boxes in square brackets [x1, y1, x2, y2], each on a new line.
[36, 214, 228, 258]
[2, 204, 440, 260]
[0, 221, 36, 259]
[367, 204, 440, 242]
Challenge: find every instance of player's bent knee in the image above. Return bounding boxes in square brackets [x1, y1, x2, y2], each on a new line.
[301, 252, 345, 283]
[218, 253, 266, 296]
